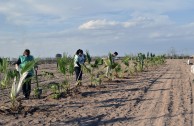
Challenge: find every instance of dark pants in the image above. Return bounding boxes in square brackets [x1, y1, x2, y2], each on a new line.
[22, 75, 32, 98]
[75, 67, 82, 81]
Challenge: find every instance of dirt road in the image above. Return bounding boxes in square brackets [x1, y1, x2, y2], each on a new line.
[1, 59, 194, 126]
[127, 59, 194, 126]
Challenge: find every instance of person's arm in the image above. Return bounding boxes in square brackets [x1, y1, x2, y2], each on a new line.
[80, 55, 85, 65]
[76, 61, 81, 67]
[16, 58, 21, 66]
[15, 57, 21, 71]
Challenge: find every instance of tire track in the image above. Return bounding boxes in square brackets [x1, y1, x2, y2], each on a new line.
[183, 61, 194, 126]
[129, 59, 194, 126]
[125, 65, 171, 126]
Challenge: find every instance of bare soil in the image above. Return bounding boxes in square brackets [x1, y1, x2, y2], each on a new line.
[0, 59, 194, 126]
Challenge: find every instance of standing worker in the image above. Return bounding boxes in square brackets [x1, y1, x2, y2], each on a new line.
[106, 52, 118, 77]
[74, 49, 85, 85]
[15, 49, 36, 99]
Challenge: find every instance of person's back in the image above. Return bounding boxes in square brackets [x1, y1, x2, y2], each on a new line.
[18, 55, 34, 75]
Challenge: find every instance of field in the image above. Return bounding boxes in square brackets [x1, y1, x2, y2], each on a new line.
[0, 59, 194, 126]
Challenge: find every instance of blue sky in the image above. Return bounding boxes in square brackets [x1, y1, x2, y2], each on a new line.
[0, 0, 194, 58]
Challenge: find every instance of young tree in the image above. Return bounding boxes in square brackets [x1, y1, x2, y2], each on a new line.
[56, 54, 74, 98]
[82, 50, 104, 86]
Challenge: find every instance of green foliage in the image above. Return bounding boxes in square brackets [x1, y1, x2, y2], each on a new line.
[49, 81, 69, 99]
[57, 57, 68, 75]
[104, 53, 112, 67]
[82, 64, 91, 74]
[56, 54, 74, 97]
[21, 59, 39, 74]
[96, 58, 103, 65]
[136, 53, 146, 72]
[33, 87, 42, 99]
[60, 80, 70, 92]
[0, 58, 16, 88]
[120, 55, 131, 77]
[144, 59, 150, 70]
[83, 51, 104, 86]
[131, 61, 138, 75]
[50, 83, 59, 93]
[86, 50, 92, 64]
[50, 83, 60, 99]
[41, 71, 54, 79]
[57, 54, 74, 76]
[115, 64, 121, 72]
[0, 58, 8, 73]
[68, 58, 74, 76]
[104, 53, 120, 79]
[1, 70, 18, 88]
[152, 55, 166, 65]
[52, 93, 61, 99]
[90, 58, 103, 68]
[122, 55, 130, 67]
[114, 64, 122, 77]
[104, 53, 113, 67]
[92, 77, 102, 86]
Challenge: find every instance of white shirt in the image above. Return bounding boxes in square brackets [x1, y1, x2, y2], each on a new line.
[74, 54, 85, 67]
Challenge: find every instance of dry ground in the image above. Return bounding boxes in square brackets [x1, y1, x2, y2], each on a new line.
[0, 59, 194, 126]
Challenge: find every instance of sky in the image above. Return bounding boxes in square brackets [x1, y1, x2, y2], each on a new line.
[0, 0, 194, 58]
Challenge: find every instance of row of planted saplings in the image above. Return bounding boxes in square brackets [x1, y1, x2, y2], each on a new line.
[0, 52, 166, 111]
[48, 51, 166, 99]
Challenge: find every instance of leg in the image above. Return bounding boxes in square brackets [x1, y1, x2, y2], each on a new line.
[22, 82, 27, 97]
[75, 67, 82, 85]
[75, 67, 81, 81]
[78, 70, 82, 80]
[22, 75, 32, 99]
[26, 77, 31, 98]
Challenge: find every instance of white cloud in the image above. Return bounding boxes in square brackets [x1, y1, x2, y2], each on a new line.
[0, 0, 192, 26]
[0, 0, 194, 57]
[79, 14, 174, 30]
[79, 19, 118, 30]
[122, 17, 152, 28]
[122, 20, 140, 28]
